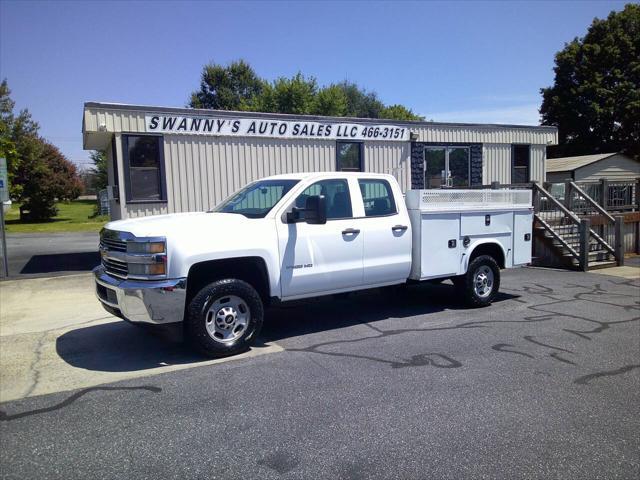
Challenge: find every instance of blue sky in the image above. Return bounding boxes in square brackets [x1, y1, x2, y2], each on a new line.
[0, 0, 628, 167]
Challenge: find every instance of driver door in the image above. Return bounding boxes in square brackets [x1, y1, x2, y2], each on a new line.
[276, 178, 364, 299]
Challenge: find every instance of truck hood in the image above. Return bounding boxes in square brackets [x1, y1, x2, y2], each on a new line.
[104, 212, 259, 238]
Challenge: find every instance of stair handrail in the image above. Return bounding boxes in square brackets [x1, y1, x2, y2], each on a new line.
[569, 181, 615, 223]
[532, 183, 581, 225]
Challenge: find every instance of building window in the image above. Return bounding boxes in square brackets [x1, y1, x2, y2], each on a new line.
[512, 145, 530, 183]
[123, 135, 166, 202]
[336, 141, 363, 171]
[359, 179, 397, 217]
[424, 146, 470, 187]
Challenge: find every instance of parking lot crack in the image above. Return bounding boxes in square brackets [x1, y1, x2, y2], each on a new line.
[0, 386, 162, 422]
[574, 364, 640, 385]
[22, 332, 48, 398]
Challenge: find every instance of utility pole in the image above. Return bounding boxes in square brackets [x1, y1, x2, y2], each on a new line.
[0, 158, 9, 278]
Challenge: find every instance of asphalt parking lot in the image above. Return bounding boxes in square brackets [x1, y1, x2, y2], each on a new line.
[3, 232, 99, 278]
[0, 267, 638, 479]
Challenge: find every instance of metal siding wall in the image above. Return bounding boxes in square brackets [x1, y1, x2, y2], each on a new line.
[415, 124, 556, 145]
[161, 136, 335, 213]
[105, 142, 122, 220]
[482, 144, 511, 184]
[575, 155, 640, 182]
[481, 144, 546, 184]
[363, 142, 411, 192]
[530, 145, 546, 183]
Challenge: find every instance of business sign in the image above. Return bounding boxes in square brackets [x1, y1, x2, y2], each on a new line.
[0, 158, 8, 203]
[145, 115, 410, 142]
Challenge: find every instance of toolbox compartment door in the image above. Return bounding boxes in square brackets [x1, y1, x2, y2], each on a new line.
[513, 210, 533, 265]
[418, 212, 461, 278]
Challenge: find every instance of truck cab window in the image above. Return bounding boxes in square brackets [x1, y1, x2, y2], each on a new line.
[214, 179, 299, 218]
[359, 179, 397, 217]
[295, 179, 352, 219]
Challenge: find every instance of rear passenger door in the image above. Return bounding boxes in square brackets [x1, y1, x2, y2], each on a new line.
[358, 178, 412, 286]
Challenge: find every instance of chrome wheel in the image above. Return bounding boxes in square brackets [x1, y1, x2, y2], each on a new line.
[205, 295, 250, 344]
[473, 265, 494, 298]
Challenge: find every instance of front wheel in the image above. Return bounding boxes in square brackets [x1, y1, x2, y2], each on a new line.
[185, 279, 264, 358]
[453, 255, 500, 307]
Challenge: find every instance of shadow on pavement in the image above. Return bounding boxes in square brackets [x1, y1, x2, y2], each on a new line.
[55, 321, 206, 372]
[20, 252, 100, 274]
[56, 282, 517, 373]
[262, 282, 518, 343]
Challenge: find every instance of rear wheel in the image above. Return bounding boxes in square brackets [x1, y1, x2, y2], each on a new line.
[185, 279, 264, 358]
[454, 255, 500, 307]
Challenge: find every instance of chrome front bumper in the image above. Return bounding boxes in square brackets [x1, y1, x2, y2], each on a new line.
[93, 266, 187, 325]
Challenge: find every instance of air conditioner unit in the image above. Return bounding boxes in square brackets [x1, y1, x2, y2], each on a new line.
[107, 185, 119, 200]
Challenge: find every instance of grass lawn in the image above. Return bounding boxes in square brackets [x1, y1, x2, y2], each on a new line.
[4, 200, 109, 233]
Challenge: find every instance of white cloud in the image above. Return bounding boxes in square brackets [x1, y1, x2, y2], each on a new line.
[424, 104, 541, 126]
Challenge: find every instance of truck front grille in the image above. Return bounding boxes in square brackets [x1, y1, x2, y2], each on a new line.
[100, 229, 130, 278]
[102, 257, 128, 278]
[100, 237, 127, 252]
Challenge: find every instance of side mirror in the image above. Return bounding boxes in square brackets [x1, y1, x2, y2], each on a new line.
[304, 195, 327, 224]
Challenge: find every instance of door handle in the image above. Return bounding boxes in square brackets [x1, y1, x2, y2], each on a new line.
[391, 225, 408, 232]
[342, 228, 360, 235]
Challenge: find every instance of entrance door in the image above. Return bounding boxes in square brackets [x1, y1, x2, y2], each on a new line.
[423, 147, 470, 188]
[424, 148, 446, 188]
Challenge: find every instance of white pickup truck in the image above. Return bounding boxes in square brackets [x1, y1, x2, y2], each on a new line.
[94, 172, 532, 357]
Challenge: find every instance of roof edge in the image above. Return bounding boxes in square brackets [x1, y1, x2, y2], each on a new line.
[83, 101, 559, 132]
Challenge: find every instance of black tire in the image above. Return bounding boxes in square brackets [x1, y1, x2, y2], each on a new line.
[185, 279, 264, 358]
[455, 255, 501, 307]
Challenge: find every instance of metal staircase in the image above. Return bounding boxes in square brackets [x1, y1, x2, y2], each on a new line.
[532, 182, 623, 271]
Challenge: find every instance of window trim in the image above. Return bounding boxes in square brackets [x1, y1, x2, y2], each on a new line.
[336, 141, 364, 172]
[122, 134, 168, 204]
[358, 178, 398, 218]
[511, 144, 531, 184]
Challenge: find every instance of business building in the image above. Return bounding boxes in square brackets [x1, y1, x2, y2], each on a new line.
[82, 102, 558, 220]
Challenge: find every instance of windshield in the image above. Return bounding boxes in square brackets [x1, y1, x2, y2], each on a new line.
[213, 179, 300, 218]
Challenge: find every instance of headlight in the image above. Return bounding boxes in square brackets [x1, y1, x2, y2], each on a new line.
[127, 241, 165, 254]
[126, 238, 167, 278]
[128, 262, 166, 276]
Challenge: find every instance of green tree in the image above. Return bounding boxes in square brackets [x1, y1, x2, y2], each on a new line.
[14, 134, 58, 220]
[0, 80, 22, 199]
[244, 73, 318, 114]
[540, 4, 640, 159]
[312, 84, 348, 116]
[90, 150, 108, 191]
[190, 60, 264, 110]
[380, 104, 423, 121]
[1, 79, 82, 220]
[42, 142, 83, 201]
[336, 81, 385, 118]
[189, 60, 423, 121]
